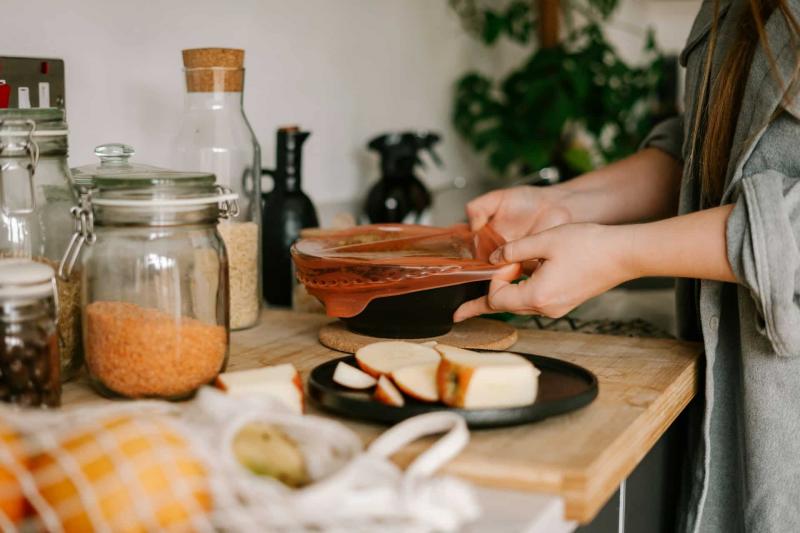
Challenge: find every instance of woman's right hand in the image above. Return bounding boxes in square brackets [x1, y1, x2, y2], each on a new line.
[467, 148, 684, 241]
[465, 185, 573, 241]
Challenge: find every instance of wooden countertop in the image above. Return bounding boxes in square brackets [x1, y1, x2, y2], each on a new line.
[63, 308, 702, 524]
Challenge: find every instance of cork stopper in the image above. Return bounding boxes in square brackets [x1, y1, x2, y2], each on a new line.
[182, 48, 244, 93]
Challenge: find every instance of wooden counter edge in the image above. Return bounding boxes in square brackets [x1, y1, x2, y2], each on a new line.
[564, 350, 699, 522]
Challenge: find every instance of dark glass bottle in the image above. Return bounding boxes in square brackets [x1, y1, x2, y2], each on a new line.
[261, 126, 319, 307]
[364, 131, 442, 224]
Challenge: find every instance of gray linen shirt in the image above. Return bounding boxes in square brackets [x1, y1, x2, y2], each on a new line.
[641, 1, 800, 531]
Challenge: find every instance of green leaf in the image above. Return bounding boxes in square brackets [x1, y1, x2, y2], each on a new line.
[645, 27, 657, 51]
[506, 1, 535, 44]
[520, 141, 554, 171]
[562, 146, 595, 173]
[481, 11, 505, 45]
[450, 3, 665, 179]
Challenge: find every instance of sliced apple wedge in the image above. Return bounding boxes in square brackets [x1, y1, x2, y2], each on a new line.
[215, 363, 305, 414]
[332, 362, 377, 389]
[435, 344, 540, 409]
[391, 363, 439, 402]
[355, 341, 440, 378]
[374, 375, 405, 407]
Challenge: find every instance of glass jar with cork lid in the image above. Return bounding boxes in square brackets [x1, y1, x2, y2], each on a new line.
[60, 151, 237, 400]
[172, 47, 262, 330]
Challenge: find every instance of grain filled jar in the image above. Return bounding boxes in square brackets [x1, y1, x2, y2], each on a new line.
[0, 259, 61, 407]
[172, 48, 262, 330]
[59, 157, 237, 399]
[0, 109, 81, 381]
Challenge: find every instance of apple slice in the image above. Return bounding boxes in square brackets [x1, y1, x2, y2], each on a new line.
[355, 341, 440, 378]
[391, 363, 439, 402]
[374, 375, 405, 407]
[333, 362, 377, 389]
[215, 363, 305, 414]
[435, 344, 540, 409]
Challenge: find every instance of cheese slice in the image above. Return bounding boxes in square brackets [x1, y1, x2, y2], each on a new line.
[436, 344, 540, 409]
[216, 364, 304, 414]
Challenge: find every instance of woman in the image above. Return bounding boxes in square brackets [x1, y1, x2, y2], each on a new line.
[455, 1, 800, 531]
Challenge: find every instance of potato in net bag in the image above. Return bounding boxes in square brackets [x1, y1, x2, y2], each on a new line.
[0, 387, 479, 532]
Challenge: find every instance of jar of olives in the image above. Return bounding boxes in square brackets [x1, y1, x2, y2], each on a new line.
[0, 259, 60, 407]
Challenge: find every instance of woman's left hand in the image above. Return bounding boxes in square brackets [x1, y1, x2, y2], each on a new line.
[454, 223, 635, 321]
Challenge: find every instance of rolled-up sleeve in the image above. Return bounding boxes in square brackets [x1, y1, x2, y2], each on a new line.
[727, 169, 800, 356]
[640, 116, 684, 161]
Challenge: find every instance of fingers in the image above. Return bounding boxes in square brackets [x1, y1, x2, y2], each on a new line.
[530, 205, 571, 234]
[490, 233, 550, 264]
[453, 296, 493, 322]
[454, 272, 567, 321]
[520, 259, 542, 276]
[453, 263, 521, 322]
[486, 263, 522, 287]
[453, 278, 536, 321]
[465, 190, 504, 232]
[483, 280, 537, 314]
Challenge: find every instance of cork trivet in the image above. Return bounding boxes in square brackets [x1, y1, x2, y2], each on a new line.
[182, 48, 244, 92]
[318, 318, 518, 353]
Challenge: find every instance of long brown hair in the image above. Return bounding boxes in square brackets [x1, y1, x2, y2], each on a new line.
[698, 0, 800, 207]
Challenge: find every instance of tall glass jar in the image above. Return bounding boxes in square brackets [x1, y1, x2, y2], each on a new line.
[59, 160, 236, 400]
[171, 48, 261, 330]
[0, 109, 81, 381]
[0, 259, 61, 407]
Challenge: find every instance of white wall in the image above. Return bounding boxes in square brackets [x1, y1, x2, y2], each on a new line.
[4, 0, 700, 223]
[4, 0, 488, 215]
[605, 0, 700, 57]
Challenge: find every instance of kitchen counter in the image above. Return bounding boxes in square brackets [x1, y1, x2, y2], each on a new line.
[62, 308, 701, 526]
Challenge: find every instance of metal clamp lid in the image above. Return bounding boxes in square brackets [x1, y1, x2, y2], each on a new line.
[0, 119, 40, 215]
[57, 186, 238, 280]
[58, 197, 95, 281]
[90, 191, 239, 209]
[216, 185, 240, 219]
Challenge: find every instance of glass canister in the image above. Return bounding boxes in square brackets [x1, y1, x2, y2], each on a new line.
[59, 159, 236, 400]
[0, 109, 81, 381]
[0, 259, 61, 407]
[171, 48, 261, 330]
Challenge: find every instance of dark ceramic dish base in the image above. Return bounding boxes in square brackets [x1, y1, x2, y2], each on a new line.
[341, 281, 489, 338]
[308, 351, 598, 429]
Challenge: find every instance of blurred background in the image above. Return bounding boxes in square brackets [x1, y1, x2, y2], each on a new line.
[3, 0, 700, 226]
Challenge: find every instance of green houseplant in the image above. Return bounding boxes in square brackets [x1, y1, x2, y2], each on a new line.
[450, 0, 666, 181]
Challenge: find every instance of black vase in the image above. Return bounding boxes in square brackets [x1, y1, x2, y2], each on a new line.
[262, 126, 319, 307]
[364, 131, 441, 224]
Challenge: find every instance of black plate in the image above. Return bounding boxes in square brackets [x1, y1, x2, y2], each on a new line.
[308, 351, 598, 429]
[341, 281, 489, 338]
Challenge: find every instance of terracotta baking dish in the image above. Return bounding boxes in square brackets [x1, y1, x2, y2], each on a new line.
[291, 224, 505, 337]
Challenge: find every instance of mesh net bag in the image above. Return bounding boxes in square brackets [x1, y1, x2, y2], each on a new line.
[0, 388, 479, 532]
[291, 224, 506, 317]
